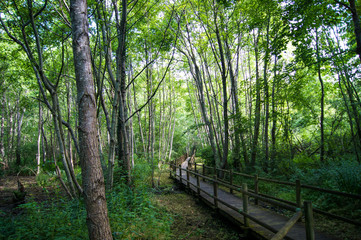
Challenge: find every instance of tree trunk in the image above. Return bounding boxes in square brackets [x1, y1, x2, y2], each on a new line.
[0, 93, 6, 169]
[348, 0, 361, 63]
[214, 15, 229, 172]
[263, 17, 271, 171]
[116, 0, 130, 184]
[251, 31, 261, 168]
[37, 99, 42, 174]
[271, 56, 278, 169]
[70, 0, 113, 238]
[16, 108, 24, 168]
[316, 29, 325, 162]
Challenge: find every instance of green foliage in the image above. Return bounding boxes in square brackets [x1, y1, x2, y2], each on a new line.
[333, 161, 361, 195]
[108, 183, 172, 239]
[36, 172, 58, 188]
[0, 200, 88, 240]
[0, 167, 173, 240]
[197, 145, 215, 166]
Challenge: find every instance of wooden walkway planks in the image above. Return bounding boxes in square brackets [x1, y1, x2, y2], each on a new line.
[174, 169, 338, 240]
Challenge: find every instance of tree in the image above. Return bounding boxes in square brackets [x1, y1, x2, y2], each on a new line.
[69, 0, 112, 238]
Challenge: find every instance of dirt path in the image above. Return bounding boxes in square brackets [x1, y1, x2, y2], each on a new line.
[154, 172, 252, 240]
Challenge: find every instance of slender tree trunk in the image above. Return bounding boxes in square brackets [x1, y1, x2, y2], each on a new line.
[186, 80, 205, 146]
[263, 17, 271, 171]
[337, 73, 361, 162]
[168, 116, 176, 161]
[347, 0, 361, 63]
[144, 39, 155, 187]
[116, 0, 130, 184]
[9, 99, 17, 164]
[66, 78, 74, 169]
[216, 32, 229, 171]
[251, 31, 261, 168]
[179, 26, 218, 166]
[271, 56, 278, 169]
[41, 111, 47, 166]
[226, 41, 244, 170]
[0, 93, 6, 169]
[37, 99, 42, 174]
[133, 82, 146, 155]
[70, 0, 112, 238]
[16, 108, 24, 168]
[316, 30, 325, 162]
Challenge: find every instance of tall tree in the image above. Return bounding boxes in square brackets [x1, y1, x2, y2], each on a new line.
[70, 0, 112, 238]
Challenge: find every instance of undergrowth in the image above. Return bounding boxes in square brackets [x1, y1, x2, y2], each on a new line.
[0, 162, 173, 240]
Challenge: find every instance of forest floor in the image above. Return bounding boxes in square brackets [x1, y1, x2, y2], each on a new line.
[0, 175, 61, 215]
[153, 172, 253, 240]
[1, 174, 250, 239]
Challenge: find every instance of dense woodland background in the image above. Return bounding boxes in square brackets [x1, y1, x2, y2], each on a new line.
[0, 0, 361, 239]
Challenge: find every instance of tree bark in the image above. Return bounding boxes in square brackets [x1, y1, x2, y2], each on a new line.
[271, 56, 278, 169]
[348, 0, 361, 63]
[15, 108, 24, 168]
[116, 0, 131, 184]
[0, 93, 5, 169]
[37, 98, 42, 174]
[251, 31, 261, 168]
[263, 16, 271, 171]
[70, 0, 112, 238]
[214, 13, 229, 172]
[315, 29, 325, 162]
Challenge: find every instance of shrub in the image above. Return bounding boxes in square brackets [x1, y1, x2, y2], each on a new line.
[198, 145, 215, 166]
[0, 163, 172, 240]
[334, 161, 361, 194]
[0, 200, 88, 240]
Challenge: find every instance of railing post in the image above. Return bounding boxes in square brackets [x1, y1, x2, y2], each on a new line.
[196, 170, 200, 196]
[296, 179, 301, 208]
[242, 183, 249, 227]
[186, 167, 190, 188]
[230, 169, 233, 194]
[213, 175, 218, 209]
[254, 174, 259, 205]
[214, 165, 217, 177]
[179, 164, 182, 185]
[304, 201, 315, 240]
[195, 163, 197, 172]
[202, 164, 205, 181]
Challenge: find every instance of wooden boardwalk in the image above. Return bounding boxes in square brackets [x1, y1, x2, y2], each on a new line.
[173, 166, 338, 240]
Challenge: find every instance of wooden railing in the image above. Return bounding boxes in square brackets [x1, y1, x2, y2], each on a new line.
[193, 163, 361, 227]
[170, 163, 314, 240]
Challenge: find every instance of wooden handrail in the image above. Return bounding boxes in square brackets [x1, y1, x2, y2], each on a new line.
[192, 163, 361, 200]
[170, 162, 361, 227]
[176, 165, 299, 212]
[172, 165, 320, 239]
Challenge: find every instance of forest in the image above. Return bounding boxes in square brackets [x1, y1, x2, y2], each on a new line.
[0, 0, 361, 239]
